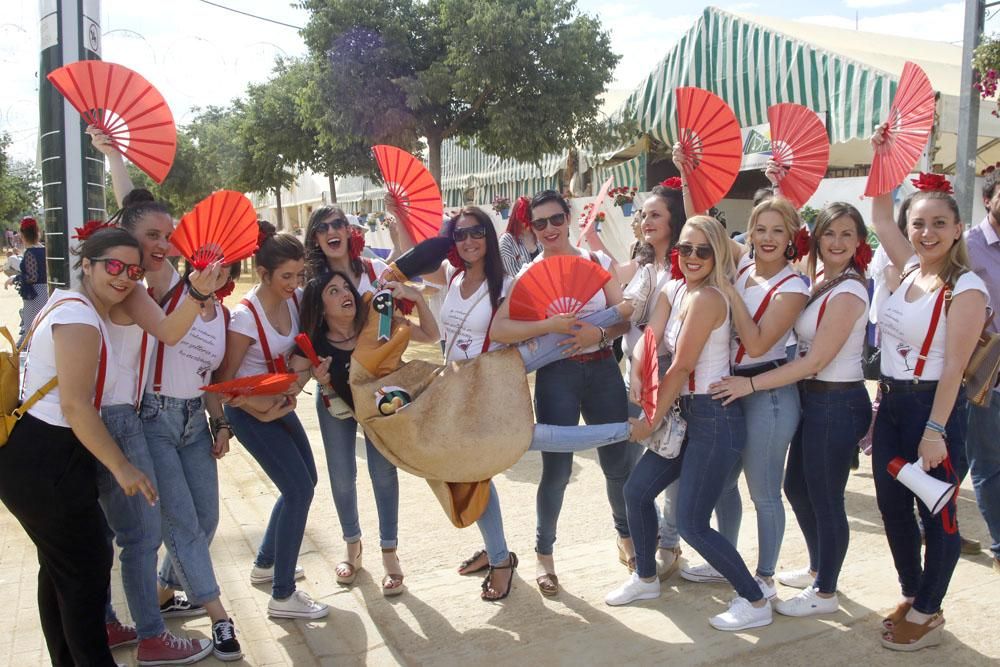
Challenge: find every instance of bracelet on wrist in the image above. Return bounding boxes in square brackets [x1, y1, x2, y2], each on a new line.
[749, 377, 756, 392]
[598, 326, 609, 350]
[924, 420, 946, 435]
[187, 285, 211, 302]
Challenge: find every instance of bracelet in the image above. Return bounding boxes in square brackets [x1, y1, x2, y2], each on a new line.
[187, 285, 211, 302]
[924, 420, 946, 434]
[749, 377, 756, 392]
[921, 435, 945, 443]
[209, 416, 231, 439]
[598, 326, 610, 350]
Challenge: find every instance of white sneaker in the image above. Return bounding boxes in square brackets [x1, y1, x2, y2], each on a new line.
[267, 590, 329, 619]
[605, 572, 661, 606]
[775, 587, 840, 617]
[776, 566, 815, 589]
[755, 575, 777, 600]
[681, 562, 726, 583]
[250, 563, 306, 584]
[709, 597, 773, 631]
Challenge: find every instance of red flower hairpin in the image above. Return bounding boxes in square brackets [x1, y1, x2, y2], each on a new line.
[19, 217, 37, 232]
[793, 226, 811, 261]
[660, 177, 683, 190]
[853, 239, 874, 273]
[73, 219, 116, 241]
[511, 196, 531, 229]
[348, 226, 366, 260]
[669, 247, 685, 280]
[446, 243, 465, 270]
[214, 279, 236, 302]
[910, 172, 953, 194]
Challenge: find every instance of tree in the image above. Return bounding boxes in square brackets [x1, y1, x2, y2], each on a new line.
[299, 0, 621, 183]
[0, 132, 41, 226]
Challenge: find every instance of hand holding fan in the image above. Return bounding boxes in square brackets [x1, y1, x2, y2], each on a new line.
[508, 255, 611, 321]
[767, 103, 830, 209]
[295, 333, 331, 408]
[639, 327, 659, 424]
[576, 177, 613, 247]
[373, 145, 443, 244]
[202, 372, 298, 397]
[865, 62, 936, 197]
[171, 191, 258, 269]
[47, 60, 176, 183]
[674, 87, 742, 212]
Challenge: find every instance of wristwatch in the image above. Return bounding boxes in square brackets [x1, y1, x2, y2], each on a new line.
[210, 416, 231, 438]
[598, 326, 610, 350]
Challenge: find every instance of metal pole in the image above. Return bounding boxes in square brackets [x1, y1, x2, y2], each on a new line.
[39, 0, 104, 291]
[956, 0, 985, 226]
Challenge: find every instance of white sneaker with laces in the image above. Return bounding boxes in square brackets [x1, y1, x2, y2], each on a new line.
[709, 597, 773, 631]
[605, 572, 661, 606]
[267, 590, 329, 619]
[776, 566, 815, 589]
[755, 575, 777, 600]
[250, 563, 306, 584]
[681, 562, 726, 583]
[775, 587, 840, 617]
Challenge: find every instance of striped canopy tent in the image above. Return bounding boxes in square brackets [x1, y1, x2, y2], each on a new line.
[609, 6, 1000, 175]
[334, 173, 387, 214]
[594, 152, 648, 193]
[439, 139, 566, 207]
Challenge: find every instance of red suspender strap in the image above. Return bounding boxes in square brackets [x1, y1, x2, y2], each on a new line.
[913, 283, 951, 380]
[734, 274, 798, 364]
[150, 286, 186, 394]
[240, 298, 277, 373]
[737, 263, 752, 278]
[363, 258, 377, 284]
[816, 293, 833, 328]
[481, 305, 499, 355]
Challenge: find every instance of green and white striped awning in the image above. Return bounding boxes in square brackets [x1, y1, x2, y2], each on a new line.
[594, 152, 647, 192]
[618, 6, 900, 146]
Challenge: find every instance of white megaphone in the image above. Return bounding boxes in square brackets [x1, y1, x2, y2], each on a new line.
[887, 457, 957, 515]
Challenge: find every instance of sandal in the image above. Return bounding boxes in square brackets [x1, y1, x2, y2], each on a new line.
[381, 548, 405, 597]
[481, 552, 518, 601]
[656, 546, 682, 582]
[616, 536, 636, 574]
[536, 572, 559, 597]
[335, 541, 363, 585]
[881, 600, 912, 631]
[881, 612, 945, 651]
[458, 549, 490, 576]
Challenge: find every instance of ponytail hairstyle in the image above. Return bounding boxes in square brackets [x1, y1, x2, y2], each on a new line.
[72, 227, 142, 281]
[109, 189, 170, 233]
[255, 219, 304, 278]
[906, 190, 970, 286]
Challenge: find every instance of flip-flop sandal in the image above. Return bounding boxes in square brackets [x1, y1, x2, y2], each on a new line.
[458, 549, 490, 575]
[481, 553, 518, 601]
[536, 572, 559, 597]
[881, 612, 944, 652]
[882, 601, 912, 630]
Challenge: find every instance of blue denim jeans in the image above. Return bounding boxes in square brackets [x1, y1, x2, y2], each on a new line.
[314, 392, 398, 548]
[140, 394, 221, 604]
[97, 404, 165, 640]
[784, 384, 872, 593]
[624, 395, 761, 600]
[715, 383, 800, 577]
[873, 384, 966, 614]
[533, 353, 634, 554]
[967, 397, 1000, 560]
[225, 405, 317, 599]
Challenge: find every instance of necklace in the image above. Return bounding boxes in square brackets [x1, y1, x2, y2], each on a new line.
[326, 331, 357, 344]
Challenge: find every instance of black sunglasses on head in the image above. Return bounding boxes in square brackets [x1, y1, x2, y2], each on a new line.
[314, 218, 349, 234]
[529, 213, 568, 232]
[675, 243, 714, 260]
[452, 225, 487, 242]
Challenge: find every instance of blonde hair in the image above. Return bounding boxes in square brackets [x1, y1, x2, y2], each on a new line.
[683, 215, 734, 291]
[745, 195, 801, 241]
[908, 191, 971, 286]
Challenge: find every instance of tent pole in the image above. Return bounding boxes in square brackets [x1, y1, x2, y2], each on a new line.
[956, 0, 986, 225]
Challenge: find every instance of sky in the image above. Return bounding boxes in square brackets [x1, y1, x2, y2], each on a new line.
[0, 0, 982, 162]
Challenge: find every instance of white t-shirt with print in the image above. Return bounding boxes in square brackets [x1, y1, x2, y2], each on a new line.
[22, 290, 116, 427]
[441, 266, 512, 362]
[731, 254, 809, 368]
[228, 286, 300, 378]
[878, 271, 989, 381]
[794, 275, 870, 382]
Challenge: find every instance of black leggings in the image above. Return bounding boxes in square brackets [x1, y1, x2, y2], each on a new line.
[0, 414, 115, 667]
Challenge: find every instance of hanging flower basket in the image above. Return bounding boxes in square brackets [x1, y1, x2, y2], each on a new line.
[973, 35, 1000, 116]
[492, 196, 511, 218]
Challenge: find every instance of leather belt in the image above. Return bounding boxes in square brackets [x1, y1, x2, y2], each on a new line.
[732, 359, 786, 378]
[801, 379, 865, 393]
[568, 348, 613, 363]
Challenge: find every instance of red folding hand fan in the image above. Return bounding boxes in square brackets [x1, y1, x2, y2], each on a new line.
[47, 60, 176, 183]
[201, 372, 298, 397]
[640, 326, 659, 424]
[508, 255, 611, 321]
[171, 190, 259, 269]
[373, 145, 444, 244]
[576, 176, 614, 247]
[767, 103, 830, 209]
[674, 87, 742, 213]
[865, 61, 936, 198]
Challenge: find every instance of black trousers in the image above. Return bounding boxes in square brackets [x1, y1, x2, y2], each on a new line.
[0, 413, 115, 667]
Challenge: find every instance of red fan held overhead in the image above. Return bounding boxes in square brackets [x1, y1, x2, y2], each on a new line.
[171, 191, 259, 270]
[865, 61, 936, 198]
[47, 60, 176, 183]
[767, 103, 830, 209]
[201, 373, 298, 397]
[675, 87, 742, 213]
[639, 327, 659, 424]
[508, 255, 611, 321]
[576, 176, 614, 247]
[373, 145, 443, 244]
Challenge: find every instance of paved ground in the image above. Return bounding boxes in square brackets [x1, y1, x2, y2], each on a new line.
[0, 281, 997, 666]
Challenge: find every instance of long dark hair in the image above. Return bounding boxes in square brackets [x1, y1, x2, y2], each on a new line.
[298, 270, 365, 347]
[72, 228, 142, 280]
[634, 184, 686, 266]
[445, 206, 505, 309]
[304, 205, 363, 278]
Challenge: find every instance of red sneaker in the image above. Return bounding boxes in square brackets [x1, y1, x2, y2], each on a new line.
[106, 620, 138, 649]
[136, 631, 212, 666]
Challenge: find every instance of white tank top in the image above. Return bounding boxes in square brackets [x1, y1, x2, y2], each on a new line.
[663, 280, 731, 394]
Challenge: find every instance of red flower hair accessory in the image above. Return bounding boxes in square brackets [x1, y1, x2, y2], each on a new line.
[853, 238, 874, 273]
[19, 217, 37, 232]
[511, 196, 531, 231]
[214, 279, 236, 302]
[669, 247, 685, 280]
[395, 298, 416, 316]
[660, 177, 683, 190]
[793, 226, 811, 261]
[73, 219, 116, 241]
[446, 243, 465, 270]
[982, 162, 1000, 176]
[348, 226, 366, 260]
[910, 173, 953, 194]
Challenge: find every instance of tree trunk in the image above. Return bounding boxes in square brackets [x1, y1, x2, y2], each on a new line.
[328, 172, 337, 203]
[275, 186, 283, 230]
[426, 132, 443, 188]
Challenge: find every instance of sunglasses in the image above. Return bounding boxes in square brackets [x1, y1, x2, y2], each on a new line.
[93, 257, 146, 281]
[314, 218, 349, 234]
[675, 243, 714, 260]
[452, 225, 487, 242]
[529, 212, 568, 232]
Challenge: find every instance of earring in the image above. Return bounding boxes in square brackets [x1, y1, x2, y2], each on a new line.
[748, 244, 755, 260]
[784, 242, 797, 260]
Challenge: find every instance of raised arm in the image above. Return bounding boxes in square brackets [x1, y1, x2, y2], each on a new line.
[724, 280, 807, 359]
[673, 143, 705, 218]
[869, 125, 915, 270]
[88, 126, 134, 207]
[114, 263, 223, 345]
[388, 281, 440, 343]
